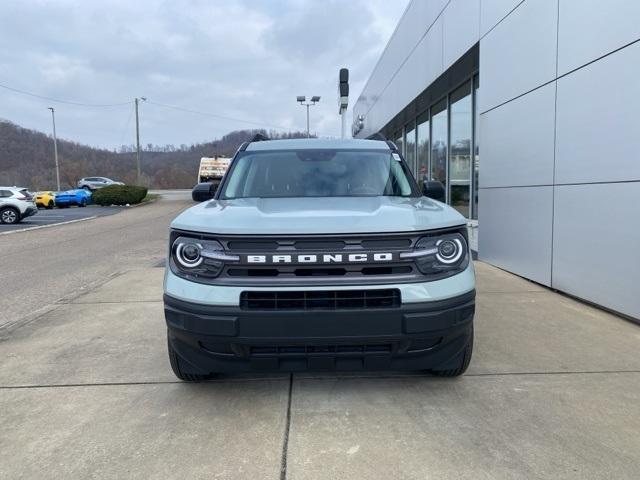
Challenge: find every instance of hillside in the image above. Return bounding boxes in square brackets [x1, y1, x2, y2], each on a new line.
[0, 120, 309, 190]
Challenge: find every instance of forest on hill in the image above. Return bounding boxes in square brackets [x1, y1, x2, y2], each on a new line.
[0, 120, 310, 190]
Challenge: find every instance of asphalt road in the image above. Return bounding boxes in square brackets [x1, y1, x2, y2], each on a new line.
[0, 204, 123, 233]
[0, 190, 639, 479]
[0, 191, 191, 328]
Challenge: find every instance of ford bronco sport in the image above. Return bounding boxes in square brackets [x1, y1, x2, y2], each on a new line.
[164, 138, 475, 380]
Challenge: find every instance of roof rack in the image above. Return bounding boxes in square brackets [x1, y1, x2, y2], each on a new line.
[239, 133, 271, 152]
[250, 133, 270, 142]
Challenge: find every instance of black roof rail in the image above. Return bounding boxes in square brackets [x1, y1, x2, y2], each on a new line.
[238, 141, 250, 152]
[250, 132, 270, 142]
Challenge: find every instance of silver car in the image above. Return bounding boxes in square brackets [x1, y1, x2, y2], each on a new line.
[77, 177, 124, 191]
[0, 187, 38, 224]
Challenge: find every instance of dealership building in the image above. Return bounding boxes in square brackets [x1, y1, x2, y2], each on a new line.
[352, 0, 639, 320]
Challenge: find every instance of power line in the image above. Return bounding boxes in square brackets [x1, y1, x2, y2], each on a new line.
[144, 99, 294, 131]
[0, 80, 304, 133]
[0, 81, 131, 107]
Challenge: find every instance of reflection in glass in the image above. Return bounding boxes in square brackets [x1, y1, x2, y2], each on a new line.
[430, 99, 447, 195]
[473, 75, 479, 220]
[416, 111, 429, 185]
[395, 131, 403, 157]
[404, 122, 416, 175]
[449, 82, 472, 218]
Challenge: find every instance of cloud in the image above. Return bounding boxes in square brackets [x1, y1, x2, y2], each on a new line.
[0, 0, 408, 148]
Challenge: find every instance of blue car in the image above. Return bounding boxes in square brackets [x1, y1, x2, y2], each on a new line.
[55, 189, 92, 208]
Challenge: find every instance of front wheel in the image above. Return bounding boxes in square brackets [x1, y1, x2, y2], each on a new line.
[0, 207, 20, 224]
[430, 328, 474, 377]
[47, 200, 54, 209]
[79, 199, 86, 207]
[82, 186, 91, 191]
[168, 337, 210, 382]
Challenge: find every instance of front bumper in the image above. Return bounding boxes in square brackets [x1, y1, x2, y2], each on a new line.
[164, 289, 475, 373]
[23, 206, 38, 218]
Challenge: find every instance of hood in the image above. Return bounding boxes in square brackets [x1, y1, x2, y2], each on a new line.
[171, 196, 466, 235]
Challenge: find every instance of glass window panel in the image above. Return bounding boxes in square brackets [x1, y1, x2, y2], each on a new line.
[404, 121, 416, 175]
[430, 99, 448, 193]
[395, 130, 403, 156]
[473, 75, 479, 220]
[449, 81, 472, 218]
[416, 111, 429, 184]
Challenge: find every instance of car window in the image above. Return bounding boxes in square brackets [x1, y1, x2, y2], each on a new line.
[221, 149, 417, 199]
[0, 190, 10, 197]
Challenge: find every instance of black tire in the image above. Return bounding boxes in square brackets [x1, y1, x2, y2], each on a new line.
[47, 200, 54, 209]
[79, 199, 86, 207]
[82, 186, 91, 191]
[431, 328, 474, 378]
[168, 336, 210, 382]
[0, 207, 20, 224]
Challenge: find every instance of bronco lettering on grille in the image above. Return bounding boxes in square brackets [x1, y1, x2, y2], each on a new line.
[244, 253, 395, 264]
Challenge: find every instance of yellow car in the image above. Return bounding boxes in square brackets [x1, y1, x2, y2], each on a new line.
[35, 191, 56, 209]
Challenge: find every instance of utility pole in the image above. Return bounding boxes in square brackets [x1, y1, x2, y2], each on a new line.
[297, 96, 320, 138]
[135, 98, 141, 185]
[47, 107, 60, 191]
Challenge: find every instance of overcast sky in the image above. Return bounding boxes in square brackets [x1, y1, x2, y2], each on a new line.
[0, 0, 408, 149]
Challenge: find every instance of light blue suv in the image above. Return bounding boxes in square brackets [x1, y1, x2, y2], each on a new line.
[164, 137, 475, 380]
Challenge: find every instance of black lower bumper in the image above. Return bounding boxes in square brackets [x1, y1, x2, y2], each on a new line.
[23, 206, 38, 218]
[164, 290, 475, 374]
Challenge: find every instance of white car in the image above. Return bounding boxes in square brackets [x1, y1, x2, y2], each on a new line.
[77, 177, 124, 191]
[0, 187, 38, 224]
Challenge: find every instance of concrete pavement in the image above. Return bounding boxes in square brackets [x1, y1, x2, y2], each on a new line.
[0, 191, 191, 329]
[1, 194, 639, 479]
[1, 261, 639, 478]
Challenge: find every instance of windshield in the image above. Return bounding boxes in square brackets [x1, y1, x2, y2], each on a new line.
[220, 149, 418, 199]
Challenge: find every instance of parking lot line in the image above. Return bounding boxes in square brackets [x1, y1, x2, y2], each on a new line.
[0, 216, 97, 236]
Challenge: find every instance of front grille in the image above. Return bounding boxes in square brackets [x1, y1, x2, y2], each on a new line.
[227, 265, 412, 278]
[240, 289, 401, 310]
[172, 228, 468, 286]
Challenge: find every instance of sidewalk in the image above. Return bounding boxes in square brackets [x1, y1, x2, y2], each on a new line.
[1, 262, 639, 479]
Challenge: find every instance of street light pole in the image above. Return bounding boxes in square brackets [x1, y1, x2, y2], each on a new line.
[47, 107, 60, 191]
[297, 96, 320, 138]
[135, 98, 141, 185]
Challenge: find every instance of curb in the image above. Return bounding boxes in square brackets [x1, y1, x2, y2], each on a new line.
[0, 215, 98, 236]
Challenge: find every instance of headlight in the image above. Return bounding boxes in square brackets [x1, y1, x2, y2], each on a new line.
[170, 234, 238, 280]
[401, 231, 469, 277]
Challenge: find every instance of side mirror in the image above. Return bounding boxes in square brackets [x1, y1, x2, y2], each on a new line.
[192, 182, 215, 202]
[422, 180, 446, 202]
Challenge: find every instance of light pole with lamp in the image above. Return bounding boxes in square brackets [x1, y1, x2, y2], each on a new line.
[297, 95, 320, 138]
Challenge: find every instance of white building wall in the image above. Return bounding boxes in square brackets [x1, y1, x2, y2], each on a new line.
[353, 0, 473, 138]
[479, 0, 640, 319]
[353, 0, 640, 319]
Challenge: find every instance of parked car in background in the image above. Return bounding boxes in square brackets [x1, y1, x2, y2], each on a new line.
[77, 177, 124, 191]
[35, 191, 57, 209]
[55, 189, 92, 208]
[0, 187, 37, 224]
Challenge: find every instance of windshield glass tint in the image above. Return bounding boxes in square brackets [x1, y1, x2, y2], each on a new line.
[221, 149, 416, 199]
